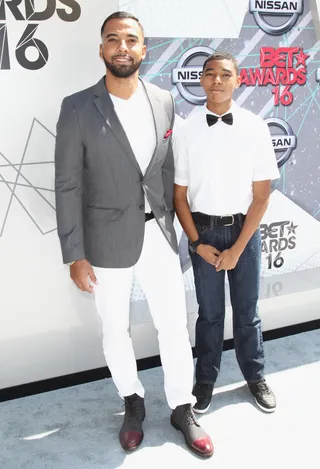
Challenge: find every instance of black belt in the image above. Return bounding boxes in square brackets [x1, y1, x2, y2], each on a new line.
[145, 211, 155, 222]
[192, 212, 245, 227]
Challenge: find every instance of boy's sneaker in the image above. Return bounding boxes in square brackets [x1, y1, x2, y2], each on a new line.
[192, 382, 214, 414]
[248, 379, 276, 413]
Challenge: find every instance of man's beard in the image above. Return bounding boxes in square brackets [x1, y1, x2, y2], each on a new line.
[103, 56, 142, 78]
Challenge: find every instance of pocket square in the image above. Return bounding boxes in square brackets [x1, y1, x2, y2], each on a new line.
[164, 129, 173, 139]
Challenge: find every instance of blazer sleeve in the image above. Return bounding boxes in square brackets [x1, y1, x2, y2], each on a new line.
[161, 91, 175, 212]
[54, 97, 85, 264]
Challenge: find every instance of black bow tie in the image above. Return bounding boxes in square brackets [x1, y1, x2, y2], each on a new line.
[206, 113, 233, 127]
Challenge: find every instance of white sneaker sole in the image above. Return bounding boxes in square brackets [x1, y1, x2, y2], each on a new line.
[193, 403, 211, 414]
[255, 398, 276, 413]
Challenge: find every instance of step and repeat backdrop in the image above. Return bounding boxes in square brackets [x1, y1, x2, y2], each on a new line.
[0, 0, 319, 388]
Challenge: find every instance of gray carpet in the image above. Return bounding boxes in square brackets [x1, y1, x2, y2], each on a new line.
[1, 329, 320, 469]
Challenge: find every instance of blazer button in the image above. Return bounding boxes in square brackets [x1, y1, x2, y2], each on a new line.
[139, 204, 144, 210]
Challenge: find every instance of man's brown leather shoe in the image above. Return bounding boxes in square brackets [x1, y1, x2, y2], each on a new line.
[171, 404, 214, 458]
[119, 394, 145, 451]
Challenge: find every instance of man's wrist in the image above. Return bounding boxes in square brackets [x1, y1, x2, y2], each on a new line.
[67, 258, 85, 266]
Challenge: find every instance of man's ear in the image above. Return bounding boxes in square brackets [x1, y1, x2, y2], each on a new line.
[141, 44, 147, 61]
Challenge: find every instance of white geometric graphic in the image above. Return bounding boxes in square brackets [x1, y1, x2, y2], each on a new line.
[0, 118, 56, 236]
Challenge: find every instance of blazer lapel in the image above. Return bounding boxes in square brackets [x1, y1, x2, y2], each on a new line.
[140, 79, 165, 176]
[93, 77, 142, 175]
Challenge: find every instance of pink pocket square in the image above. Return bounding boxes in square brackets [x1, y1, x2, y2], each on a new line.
[164, 129, 173, 139]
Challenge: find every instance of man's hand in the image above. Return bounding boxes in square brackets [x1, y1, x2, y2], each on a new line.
[215, 248, 241, 272]
[70, 259, 98, 293]
[196, 244, 221, 266]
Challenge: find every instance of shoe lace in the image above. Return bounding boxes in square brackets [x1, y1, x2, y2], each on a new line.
[124, 396, 141, 420]
[183, 404, 198, 427]
[257, 380, 270, 394]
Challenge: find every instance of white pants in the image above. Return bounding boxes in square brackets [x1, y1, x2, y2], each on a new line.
[94, 219, 195, 409]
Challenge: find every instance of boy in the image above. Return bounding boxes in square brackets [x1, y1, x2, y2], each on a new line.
[173, 52, 279, 414]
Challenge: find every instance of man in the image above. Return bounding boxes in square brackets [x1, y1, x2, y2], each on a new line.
[173, 52, 279, 415]
[54, 11, 213, 457]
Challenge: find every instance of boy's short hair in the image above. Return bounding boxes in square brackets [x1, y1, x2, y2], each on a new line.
[202, 52, 239, 75]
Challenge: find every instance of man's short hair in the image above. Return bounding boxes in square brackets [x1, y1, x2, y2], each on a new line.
[101, 11, 144, 37]
[202, 52, 239, 75]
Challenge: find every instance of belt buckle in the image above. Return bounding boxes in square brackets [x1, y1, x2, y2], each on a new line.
[222, 215, 234, 226]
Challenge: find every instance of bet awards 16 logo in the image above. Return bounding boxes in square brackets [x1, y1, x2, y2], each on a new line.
[0, 0, 81, 70]
[241, 47, 309, 106]
[260, 220, 298, 270]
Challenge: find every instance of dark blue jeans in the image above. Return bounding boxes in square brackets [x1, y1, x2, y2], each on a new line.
[191, 215, 264, 385]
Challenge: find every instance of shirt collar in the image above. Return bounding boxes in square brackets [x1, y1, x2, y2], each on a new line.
[110, 80, 143, 102]
[204, 100, 237, 117]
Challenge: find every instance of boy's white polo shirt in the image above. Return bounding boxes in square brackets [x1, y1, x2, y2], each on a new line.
[173, 102, 280, 216]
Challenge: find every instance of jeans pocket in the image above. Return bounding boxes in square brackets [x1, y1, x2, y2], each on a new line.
[196, 223, 209, 236]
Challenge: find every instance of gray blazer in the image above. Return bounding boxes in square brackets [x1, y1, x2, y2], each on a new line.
[54, 77, 178, 268]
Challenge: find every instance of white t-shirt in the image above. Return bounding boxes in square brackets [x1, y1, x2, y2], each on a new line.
[173, 102, 280, 215]
[110, 82, 156, 213]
